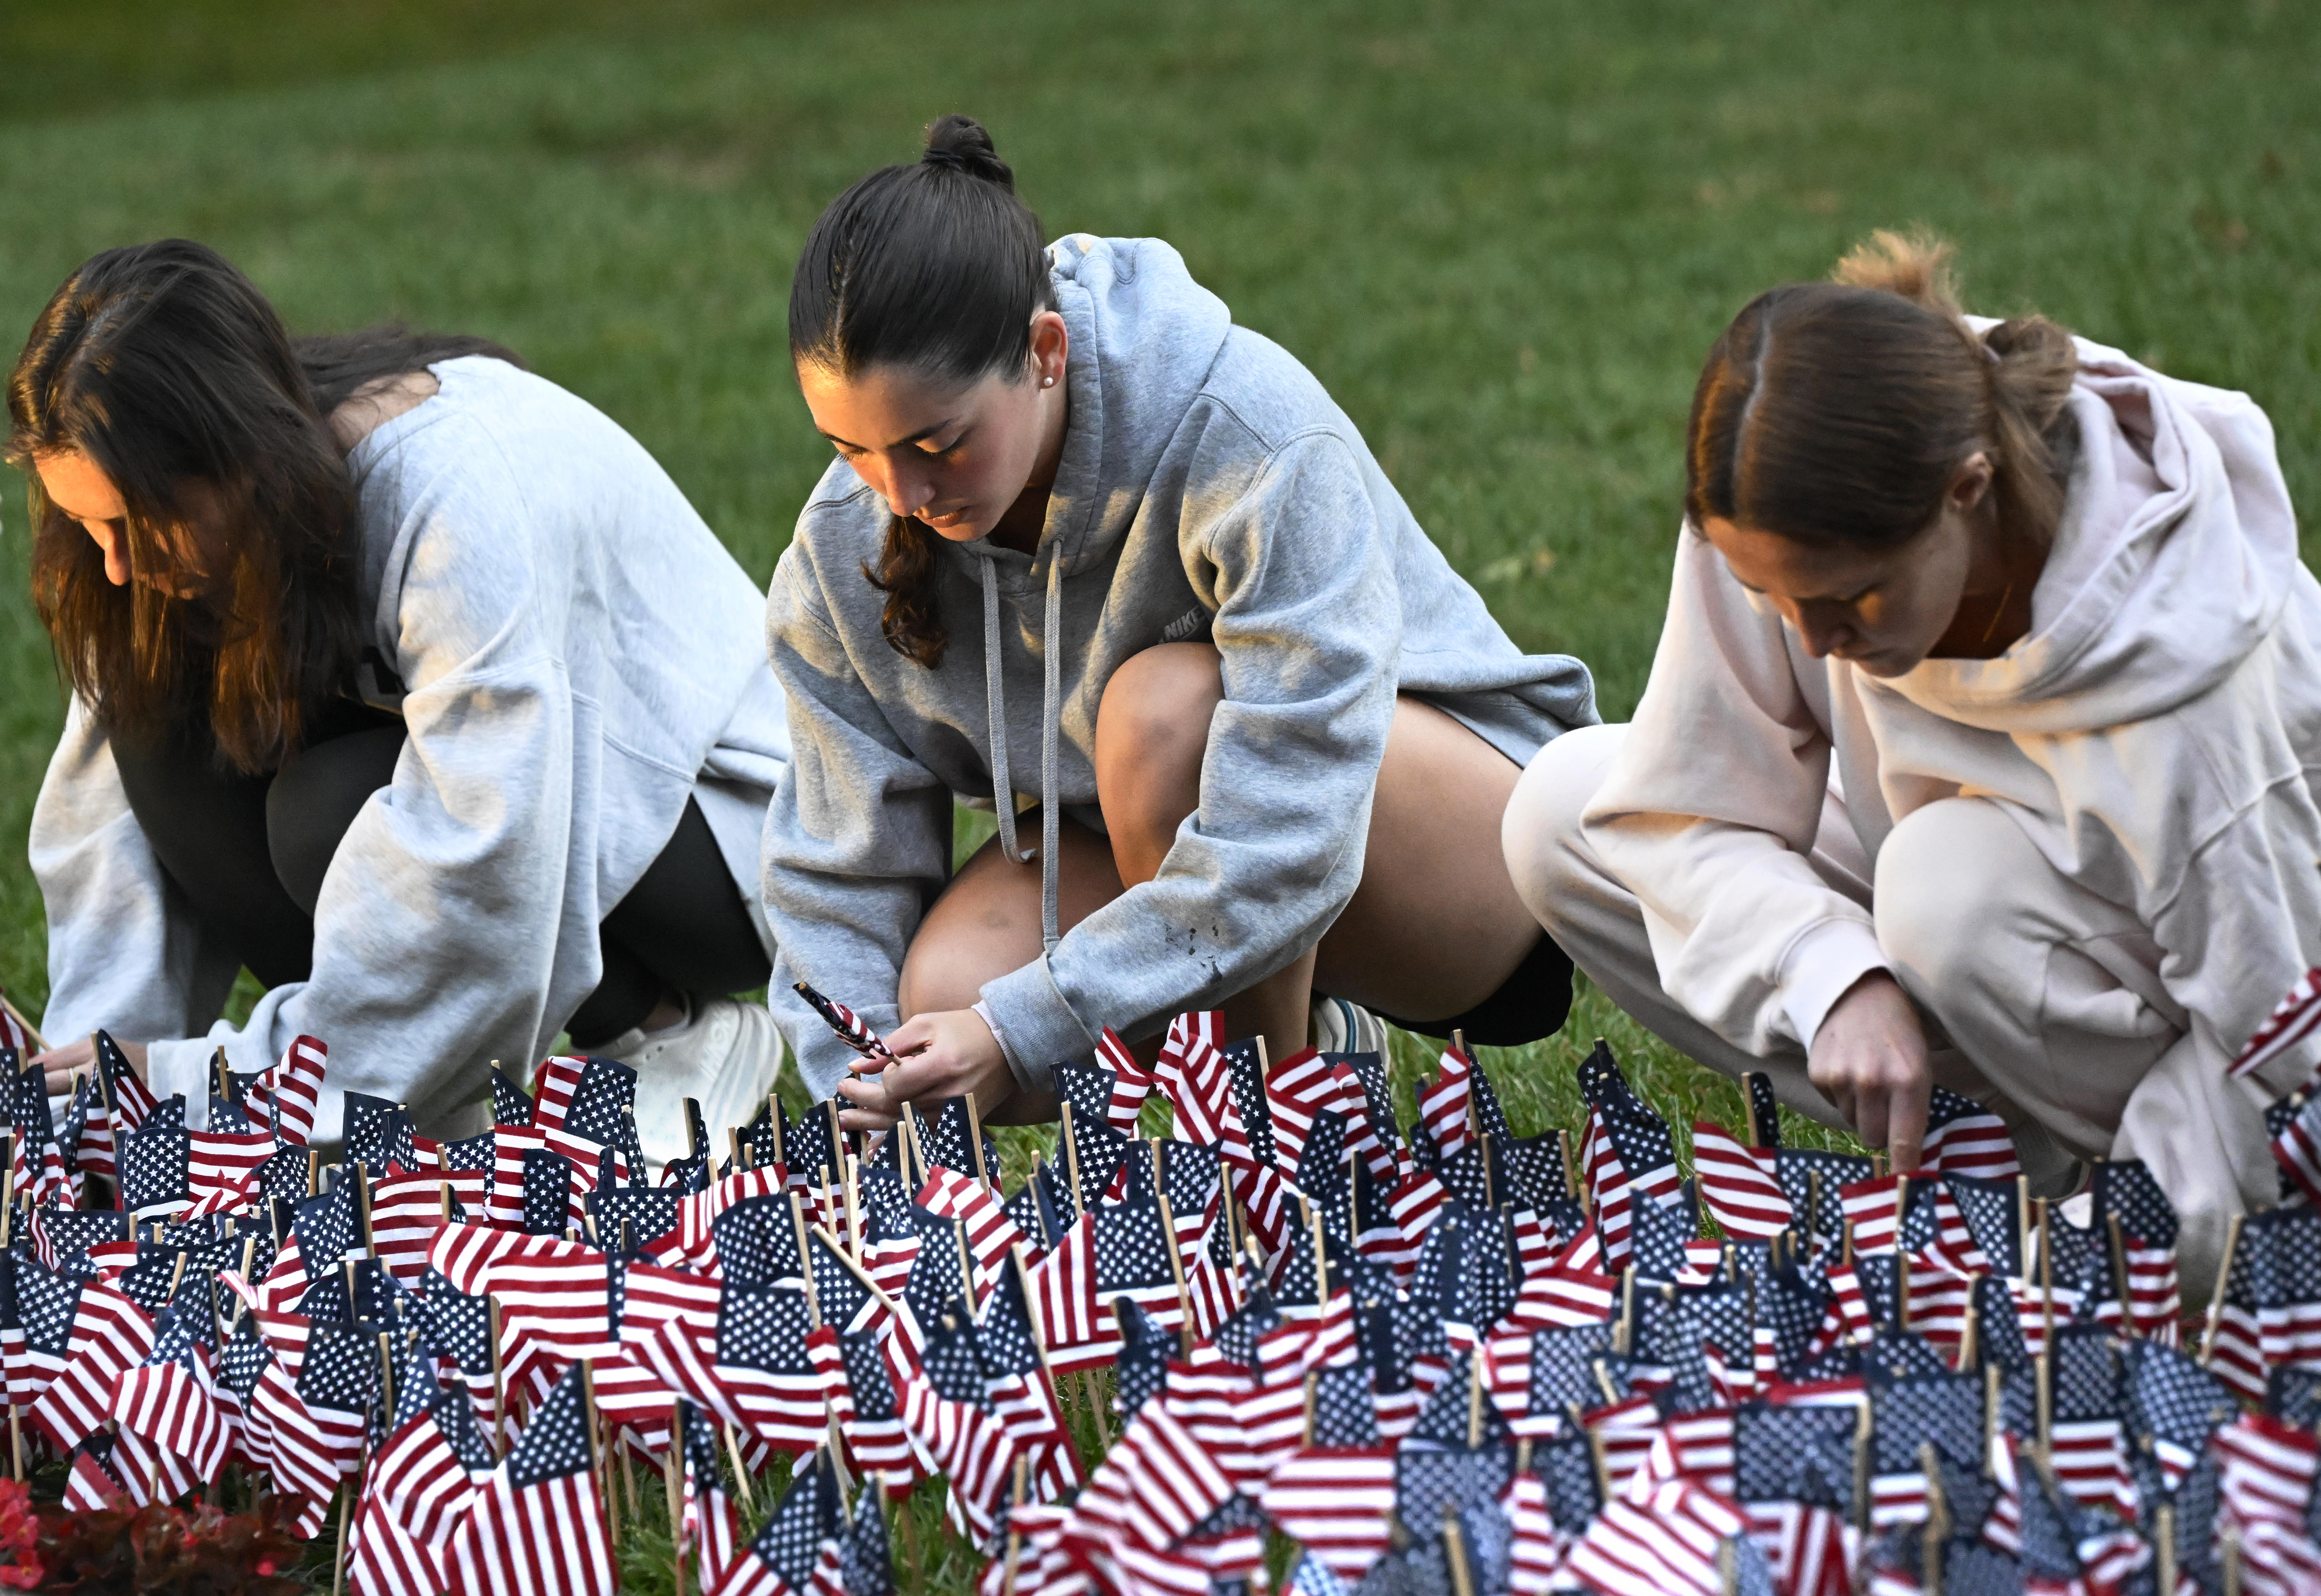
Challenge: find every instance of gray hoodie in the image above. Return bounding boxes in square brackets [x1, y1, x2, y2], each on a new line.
[762, 235, 1595, 1098]
[32, 357, 789, 1137]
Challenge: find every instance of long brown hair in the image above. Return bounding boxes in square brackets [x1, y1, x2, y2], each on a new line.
[1685, 231, 2080, 554]
[7, 240, 519, 772]
[790, 114, 1056, 669]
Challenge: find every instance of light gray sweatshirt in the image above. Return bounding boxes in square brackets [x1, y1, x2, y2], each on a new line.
[30, 356, 789, 1137]
[762, 234, 1596, 1099]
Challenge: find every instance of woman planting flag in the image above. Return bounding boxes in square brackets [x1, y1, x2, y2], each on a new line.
[1504, 232, 2321, 1290]
[763, 115, 1598, 1128]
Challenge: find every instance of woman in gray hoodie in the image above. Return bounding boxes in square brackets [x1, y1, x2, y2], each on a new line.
[764, 116, 1597, 1127]
[15, 241, 788, 1159]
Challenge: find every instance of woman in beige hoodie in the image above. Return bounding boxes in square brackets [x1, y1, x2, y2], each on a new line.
[1505, 234, 2319, 1292]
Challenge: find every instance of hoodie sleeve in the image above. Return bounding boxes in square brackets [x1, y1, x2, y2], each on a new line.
[760, 550, 956, 1100]
[1581, 528, 1890, 1055]
[30, 697, 244, 1056]
[978, 429, 1403, 1083]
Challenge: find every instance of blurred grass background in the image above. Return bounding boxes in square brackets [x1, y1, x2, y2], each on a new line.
[2, 0, 2316, 1223]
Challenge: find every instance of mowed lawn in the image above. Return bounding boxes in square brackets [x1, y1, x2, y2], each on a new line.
[3, 0, 2319, 1236]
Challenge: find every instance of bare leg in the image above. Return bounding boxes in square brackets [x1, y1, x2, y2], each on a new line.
[1094, 643, 1543, 1046]
[894, 640, 1550, 1108]
[894, 819, 1123, 1122]
[1093, 644, 1317, 1066]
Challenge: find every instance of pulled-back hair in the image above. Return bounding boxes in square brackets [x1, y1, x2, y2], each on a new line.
[8, 240, 520, 773]
[1685, 231, 2080, 555]
[790, 114, 1056, 667]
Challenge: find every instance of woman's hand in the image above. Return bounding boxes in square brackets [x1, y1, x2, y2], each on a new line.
[833, 1008, 1017, 1134]
[1806, 970, 1931, 1171]
[30, 1035, 146, 1098]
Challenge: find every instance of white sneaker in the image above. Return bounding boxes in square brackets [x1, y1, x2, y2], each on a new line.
[613, 996, 784, 1169]
[1309, 995, 1389, 1055]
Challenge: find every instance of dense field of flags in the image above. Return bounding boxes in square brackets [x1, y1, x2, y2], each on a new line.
[8, 968, 2321, 1596]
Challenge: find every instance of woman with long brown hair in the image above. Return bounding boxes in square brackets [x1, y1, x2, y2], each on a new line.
[1504, 232, 2320, 1292]
[13, 240, 788, 1159]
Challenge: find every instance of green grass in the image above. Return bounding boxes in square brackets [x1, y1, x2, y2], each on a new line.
[0, 0, 2315, 1586]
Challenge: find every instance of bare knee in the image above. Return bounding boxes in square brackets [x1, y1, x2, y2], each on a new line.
[1501, 721, 1626, 936]
[898, 821, 1125, 1018]
[1094, 642, 1224, 880]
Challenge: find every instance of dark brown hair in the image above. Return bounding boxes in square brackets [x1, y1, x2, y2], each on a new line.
[790, 114, 1056, 668]
[7, 239, 520, 773]
[1685, 231, 2080, 554]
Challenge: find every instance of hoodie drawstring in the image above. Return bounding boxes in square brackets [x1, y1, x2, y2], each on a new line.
[978, 554, 1065, 956]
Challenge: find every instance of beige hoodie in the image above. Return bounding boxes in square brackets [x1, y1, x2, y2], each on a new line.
[1583, 336, 2319, 1231]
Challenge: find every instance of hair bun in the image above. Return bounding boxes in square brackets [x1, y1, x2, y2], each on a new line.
[921, 113, 1014, 189]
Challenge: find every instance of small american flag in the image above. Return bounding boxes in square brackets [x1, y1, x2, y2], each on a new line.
[791, 982, 895, 1062]
[2232, 966, 2321, 1079]
[110, 1306, 228, 1478]
[1919, 1087, 2018, 1181]
[1152, 1010, 1231, 1149]
[1094, 1024, 1155, 1135]
[676, 1397, 743, 1588]
[1416, 1044, 1475, 1160]
[28, 1270, 155, 1453]
[1691, 1120, 1792, 1240]
[717, 1446, 844, 1596]
[450, 1361, 614, 1596]
[884, 1308, 1017, 1545]
[241, 1033, 326, 1147]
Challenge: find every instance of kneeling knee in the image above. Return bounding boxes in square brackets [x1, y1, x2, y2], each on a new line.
[1873, 798, 2036, 992]
[1501, 722, 1624, 931]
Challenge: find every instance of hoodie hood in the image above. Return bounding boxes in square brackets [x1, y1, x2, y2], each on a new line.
[955, 235, 1233, 587]
[1887, 339, 2298, 735]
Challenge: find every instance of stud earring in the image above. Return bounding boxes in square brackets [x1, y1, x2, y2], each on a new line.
[1042, 376, 1055, 388]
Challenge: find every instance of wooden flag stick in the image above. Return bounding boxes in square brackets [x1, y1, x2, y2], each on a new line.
[953, 1215, 980, 1314]
[2016, 1174, 2034, 1283]
[965, 1091, 994, 1197]
[331, 1472, 355, 1596]
[1301, 1371, 1320, 1446]
[788, 1192, 820, 1326]
[2203, 1213, 2246, 1367]
[1464, 1341, 1487, 1448]
[2156, 1501, 2177, 1596]
[1001, 1452, 1029, 1596]
[1983, 1361, 2002, 1472]
[579, 1360, 616, 1545]
[1920, 1442, 1949, 1596]
[1058, 1102, 1086, 1213]
[665, 1400, 687, 1596]
[2037, 1196, 2055, 1365]
[1443, 1506, 1477, 1596]
[722, 1422, 755, 1516]
[1154, 1190, 1194, 1354]
[766, 1091, 785, 1170]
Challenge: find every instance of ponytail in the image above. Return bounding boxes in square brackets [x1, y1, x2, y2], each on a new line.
[863, 514, 950, 668]
[1687, 229, 2081, 554]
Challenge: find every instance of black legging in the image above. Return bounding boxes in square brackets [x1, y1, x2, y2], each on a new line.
[111, 703, 772, 1048]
